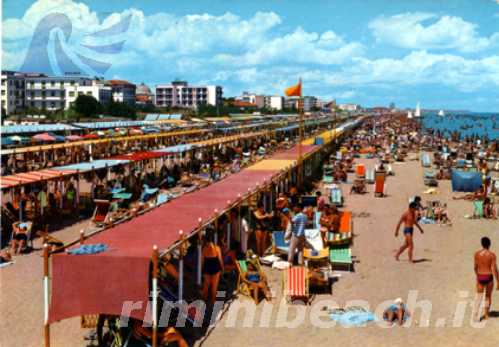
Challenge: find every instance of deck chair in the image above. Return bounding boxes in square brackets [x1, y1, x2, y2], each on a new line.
[366, 169, 375, 184]
[473, 200, 484, 218]
[323, 174, 334, 184]
[92, 199, 111, 226]
[421, 153, 431, 167]
[329, 247, 353, 271]
[236, 259, 269, 303]
[272, 231, 290, 255]
[374, 174, 385, 197]
[11, 221, 34, 249]
[330, 185, 343, 207]
[305, 228, 326, 251]
[283, 266, 310, 303]
[313, 212, 321, 229]
[424, 170, 438, 187]
[355, 164, 366, 178]
[140, 185, 159, 202]
[156, 193, 169, 206]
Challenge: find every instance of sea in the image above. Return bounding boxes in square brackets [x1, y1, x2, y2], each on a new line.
[421, 112, 499, 140]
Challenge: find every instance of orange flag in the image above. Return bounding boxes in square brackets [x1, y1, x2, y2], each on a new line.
[285, 79, 302, 97]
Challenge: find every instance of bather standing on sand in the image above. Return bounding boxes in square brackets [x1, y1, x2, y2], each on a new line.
[394, 202, 424, 263]
[474, 237, 499, 320]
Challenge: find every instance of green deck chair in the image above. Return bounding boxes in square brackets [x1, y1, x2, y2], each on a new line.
[329, 247, 353, 271]
[473, 200, 484, 218]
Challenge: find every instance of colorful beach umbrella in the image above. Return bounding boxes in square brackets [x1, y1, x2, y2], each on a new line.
[82, 134, 99, 139]
[66, 135, 82, 141]
[32, 133, 56, 142]
[9, 135, 22, 142]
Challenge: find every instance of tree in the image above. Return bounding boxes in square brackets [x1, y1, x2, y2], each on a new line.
[105, 100, 137, 120]
[74, 94, 101, 119]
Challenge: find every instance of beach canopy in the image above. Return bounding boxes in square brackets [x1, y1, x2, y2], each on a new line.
[451, 170, 482, 192]
[65, 135, 82, 141]
[32, 133, 56, 142]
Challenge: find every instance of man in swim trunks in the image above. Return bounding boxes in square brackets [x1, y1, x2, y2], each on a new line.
[474, 237, 499, 320]
[394, 202, 424, 263]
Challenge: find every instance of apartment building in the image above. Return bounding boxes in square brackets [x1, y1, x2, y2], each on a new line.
[1, 71, 26, 115]
[108, 80, 136, 106]
[155, 81, 223, 108]
[24, 74, 94, 111]
[65, 80, 112, 108]
[264, 96, 283, 110]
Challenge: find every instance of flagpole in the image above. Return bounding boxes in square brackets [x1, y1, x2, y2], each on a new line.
[298, 89, 303, 189]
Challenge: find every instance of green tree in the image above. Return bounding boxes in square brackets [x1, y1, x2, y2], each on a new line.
[105, 100, 137, 120]
[74, 94, 101, 119]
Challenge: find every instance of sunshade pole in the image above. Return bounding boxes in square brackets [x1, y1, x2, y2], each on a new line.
[79, 230, 85, 244]
[76, 170, 80, 206]
[197, 218, 203, 287]
[178, 230, 185, 303]
[214, 209, 219, 245]
[19, 185, 24, 222]
[43, 244, 50, 347]
[226, 206, 231, 248]
[151, 245, 159, 347]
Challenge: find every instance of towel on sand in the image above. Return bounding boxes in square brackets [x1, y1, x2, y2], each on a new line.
[68, 243, 108, 255]
[330, 307, 376, 326]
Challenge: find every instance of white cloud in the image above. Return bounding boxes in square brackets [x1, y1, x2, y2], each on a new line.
[324, 50, 499, 92]
[369, 12, 499, 52]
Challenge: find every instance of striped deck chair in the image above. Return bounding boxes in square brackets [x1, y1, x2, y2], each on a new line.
[329, 247, 353, 271]
[236, 259, 268, 303]
[283, 266, 310, 303]
[473, 200, 484, 218]
[327, 232, 352, 246]
[330, 186, 343, 207]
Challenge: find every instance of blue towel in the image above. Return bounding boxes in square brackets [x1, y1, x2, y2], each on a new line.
[419, 217, 436, 224]
[68, 243, 108, 255]
[330, 310, 376, 327]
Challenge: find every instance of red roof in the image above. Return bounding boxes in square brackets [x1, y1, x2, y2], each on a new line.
[232, 100, 257, 107]
[107, 79, 135, 87]
[49, 144, 319, 323]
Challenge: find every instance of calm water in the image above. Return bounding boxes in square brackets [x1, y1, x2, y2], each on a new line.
[421, 112, 499, 140]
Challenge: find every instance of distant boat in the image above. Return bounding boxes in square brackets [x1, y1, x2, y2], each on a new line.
[438, 110, 445, 117]
[415, 102, 421, 117]
[407, 111, 413, 119]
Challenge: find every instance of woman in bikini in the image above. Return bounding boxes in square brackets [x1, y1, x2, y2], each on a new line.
[201, 231, 224, 304]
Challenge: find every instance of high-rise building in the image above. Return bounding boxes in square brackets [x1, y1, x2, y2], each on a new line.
[155, 81, 223, 108]
[264, 96, 283, 110]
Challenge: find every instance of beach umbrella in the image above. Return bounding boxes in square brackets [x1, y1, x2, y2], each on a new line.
[2, 137, 15, 146]
[66, 135, 82, 141]
[129, 128, 143, 135]
[9, 135, 22, 142]
[82, 133, 99, 139]
[97, 131, 106, 136]
[32, 133, 56, 142]
[48, 133, 66, 142]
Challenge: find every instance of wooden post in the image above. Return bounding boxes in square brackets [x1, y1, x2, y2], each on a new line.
[43, 244, 50, 347]
[213, 209, 219, 245]
[151, 245, 159, 347]
[178, 230, 185, 303]
[197, 218, 203, 287]
[76, 170, 80, 206]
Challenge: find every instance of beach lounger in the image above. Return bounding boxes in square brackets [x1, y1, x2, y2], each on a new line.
[329, 247, 353, 271]
[355, 164, 366, 178]
[305, 228, 326, 251]
[366, 169, 375, 184]
[330, 185, 343, 207]
[272, 231, 290, 255]
[283, 266, 310, 303]
[327, 232, 352, 246]
[473, 200, 484, 218]
[236, 259, 269, 304]
[92, 199, 111, 226]
[421, 153, 431, 167]
[374, 173, 385, 197]
[424, 170, 438, 187]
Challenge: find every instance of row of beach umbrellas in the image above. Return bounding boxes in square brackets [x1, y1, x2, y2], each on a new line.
[1, 127, 165, 146]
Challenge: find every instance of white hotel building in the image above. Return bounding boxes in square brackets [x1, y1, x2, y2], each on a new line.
[155, 81, 223, 108]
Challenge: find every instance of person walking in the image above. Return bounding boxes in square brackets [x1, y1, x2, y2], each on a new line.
[395, 202, 424, 263]
[474, 237, 499, 320]
[288, 203, 307, 265]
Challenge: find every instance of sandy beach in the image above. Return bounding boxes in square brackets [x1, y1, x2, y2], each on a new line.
[1, 155, 498, 347]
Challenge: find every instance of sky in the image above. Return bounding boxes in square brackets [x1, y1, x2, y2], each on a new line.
[2, 0, 499, 111]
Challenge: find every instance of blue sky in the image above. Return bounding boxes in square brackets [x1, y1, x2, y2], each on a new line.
[3, 0, 499, 111]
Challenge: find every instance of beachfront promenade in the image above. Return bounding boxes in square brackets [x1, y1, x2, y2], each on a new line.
[2, 150, 498, 347]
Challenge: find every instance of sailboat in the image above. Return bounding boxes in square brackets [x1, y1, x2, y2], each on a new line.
[415, 102, 421, 117]
[438, 109, 445, 117]
[407, 110, 413, 119]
